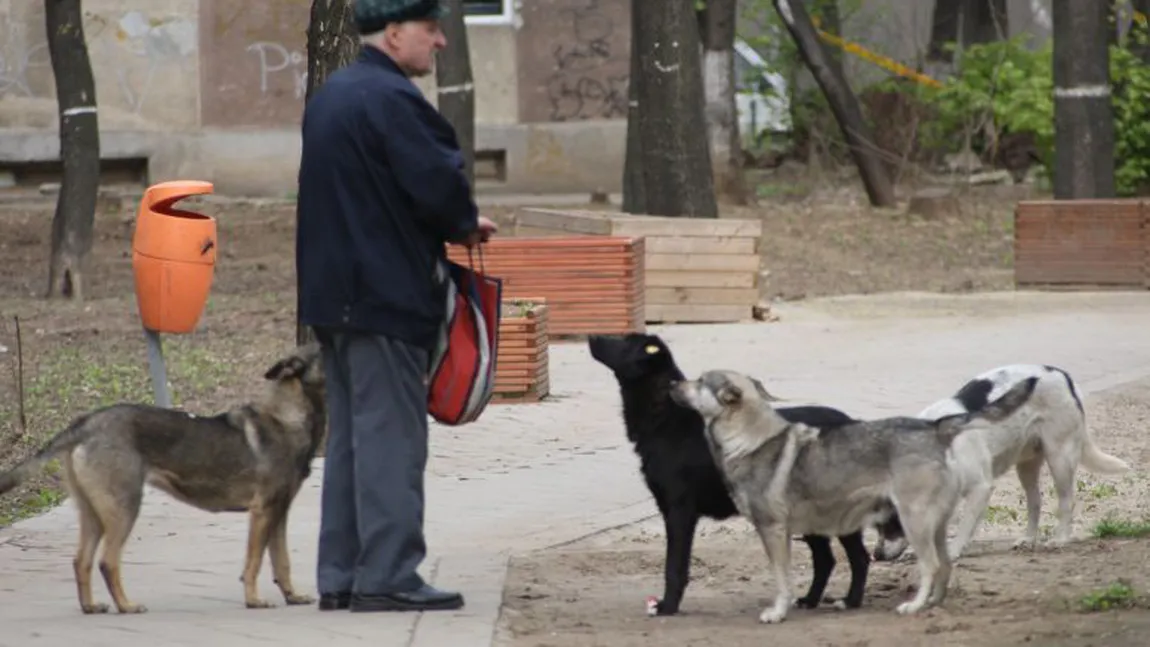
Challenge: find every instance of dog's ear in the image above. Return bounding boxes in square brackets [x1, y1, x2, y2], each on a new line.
[717, 384, 743, 406]
[264, 355, 307, 381]
[750, 378, 781, 402]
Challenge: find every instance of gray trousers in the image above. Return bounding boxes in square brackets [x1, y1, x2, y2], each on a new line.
[314, 328, 429, 595]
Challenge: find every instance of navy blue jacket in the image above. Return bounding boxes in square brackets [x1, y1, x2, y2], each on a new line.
[295, 46, 478, 350]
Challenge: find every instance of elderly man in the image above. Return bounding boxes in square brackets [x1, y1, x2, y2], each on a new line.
[295, 0, 497, 613]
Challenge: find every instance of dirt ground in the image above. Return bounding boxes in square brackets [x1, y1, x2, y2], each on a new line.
[498, 377, 1150, 647]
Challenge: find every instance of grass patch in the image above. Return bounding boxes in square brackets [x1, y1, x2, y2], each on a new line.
[0, 335, 233, 527]
[1078, 478, 1120, 500]
[984, 504, 1020, 525]
[1093, 518, 1150, 540]
[1076, 580, 1142, 613]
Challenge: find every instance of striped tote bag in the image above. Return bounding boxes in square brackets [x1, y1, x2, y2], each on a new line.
[427, 246, 502, 426]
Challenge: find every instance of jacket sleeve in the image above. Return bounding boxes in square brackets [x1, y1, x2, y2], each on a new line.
[364, 87, 479, 244]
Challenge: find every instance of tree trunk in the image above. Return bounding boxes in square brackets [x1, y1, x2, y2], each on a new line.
[773, 0, 897, 207]
[298, 0, 359, 345]
[44, 0, 99, 300]
[1132, 0, 1150, 64]
[813, 0, 845, 77]
[435, 0, 476, 186]
[966, 0, 1008, 44]
[1108, 0, 1121, 48]
[1052, 0, 1116, 199]
[628, 0, 718, 219]
[305, 0, 359, 98]
[927, 0, 963, 63]
[699, 0, 747, 205]
[622, 7, 647, 214]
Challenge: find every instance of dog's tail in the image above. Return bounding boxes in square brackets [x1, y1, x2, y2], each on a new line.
[1080, 437, 1131, 475]
[935, 376, 1039, 445]
[0, 409, 103, 496]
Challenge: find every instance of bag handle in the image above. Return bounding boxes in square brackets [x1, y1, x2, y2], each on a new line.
[466, 241, 486, 275]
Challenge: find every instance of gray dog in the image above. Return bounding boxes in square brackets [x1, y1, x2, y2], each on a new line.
[670, 369, 1038, 624]
[0, 343, 326, 615]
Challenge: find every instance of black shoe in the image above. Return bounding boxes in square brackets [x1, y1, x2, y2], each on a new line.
[318, 592, 351, 611]
[349, 585, 465, 612]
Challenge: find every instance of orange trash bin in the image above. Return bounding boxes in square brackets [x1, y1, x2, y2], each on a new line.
[131, 180, 217, 334]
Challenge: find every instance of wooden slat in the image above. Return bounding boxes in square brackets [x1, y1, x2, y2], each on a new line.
[608, 218, 762, 239]
[492, 304, 551, 402]
[511, 209, 617, 235]
[646, 253, 759, 272]
[447, 236, 644, 337]
[643, 236, 758, 255]
[645, 271, 756, 288]
[517, 208, 763, 238]
[645, 304, 752, 323]
[646, 287, 760, 305]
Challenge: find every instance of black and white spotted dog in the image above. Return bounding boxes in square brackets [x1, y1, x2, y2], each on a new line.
[875, 364, 1130, 561]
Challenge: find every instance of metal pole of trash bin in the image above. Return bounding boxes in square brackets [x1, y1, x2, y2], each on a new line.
[144, 328, 171, 408]
[131, 179, 216, 410]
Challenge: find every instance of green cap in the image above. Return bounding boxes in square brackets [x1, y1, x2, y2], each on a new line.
[353, 0, 449, 34]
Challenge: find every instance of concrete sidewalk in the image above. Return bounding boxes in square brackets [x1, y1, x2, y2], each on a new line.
[2, 291, 1149, 647]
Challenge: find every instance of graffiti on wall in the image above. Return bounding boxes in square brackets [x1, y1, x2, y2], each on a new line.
[0, 34, 48, 98]
[246, 41, 308, 101]
[518, 0, 630, 123]
[112, 11, 197, 115]
[544, 0, 627, 121]
[0, 6, 197, 127]
[199, 0, 311, 127]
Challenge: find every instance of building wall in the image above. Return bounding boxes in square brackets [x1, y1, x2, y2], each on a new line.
[0, 0, 1071, 197]
[0, 0, 629, 196]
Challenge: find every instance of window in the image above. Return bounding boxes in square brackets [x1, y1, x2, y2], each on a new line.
[462, 0, 513, 24]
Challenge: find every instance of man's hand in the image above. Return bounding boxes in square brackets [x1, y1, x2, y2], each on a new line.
[463, 216, 499, 247]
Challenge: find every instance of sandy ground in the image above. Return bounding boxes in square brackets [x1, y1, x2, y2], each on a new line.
[497, 377, 1150, 647]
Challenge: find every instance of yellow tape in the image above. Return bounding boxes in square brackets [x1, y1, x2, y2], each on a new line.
[809, 9, 1148, 91]
[810, 17, 942, 89]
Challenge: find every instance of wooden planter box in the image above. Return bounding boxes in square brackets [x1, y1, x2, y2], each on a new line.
[1014, 199, 1149, 289]
[446, 236, 645, 337]
[515, 208, 762, 323]
[494, 299, 550, 403]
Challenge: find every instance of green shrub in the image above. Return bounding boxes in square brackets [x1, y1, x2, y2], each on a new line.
[917, 31, 1150, 196]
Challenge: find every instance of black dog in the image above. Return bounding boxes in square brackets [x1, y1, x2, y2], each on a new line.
[589, 332, 898, 616]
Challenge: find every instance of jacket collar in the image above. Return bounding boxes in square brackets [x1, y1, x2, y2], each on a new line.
[359, 44, 408, 78]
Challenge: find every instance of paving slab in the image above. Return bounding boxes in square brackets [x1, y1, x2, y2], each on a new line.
[2, 291, 1149, 646]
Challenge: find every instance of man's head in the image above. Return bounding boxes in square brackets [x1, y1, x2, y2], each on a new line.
[355, 0, 448, 77]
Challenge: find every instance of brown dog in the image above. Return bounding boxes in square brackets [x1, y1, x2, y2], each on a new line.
[0, 343, 326, 614]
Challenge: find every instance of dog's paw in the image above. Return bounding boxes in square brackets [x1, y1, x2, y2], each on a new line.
[647, 597, 678, 617]
[832, 598, 849, 611]
[1010, 537, 1038, 552]
[285, 593, 315, 606]
[245, 599, 276, 610]
[81, 603, 109, 614]
[792, 596, 819, 609]
[117, 603, 148, 614]
[895, 601, 924, 616]
[759, 606, 788, 624]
